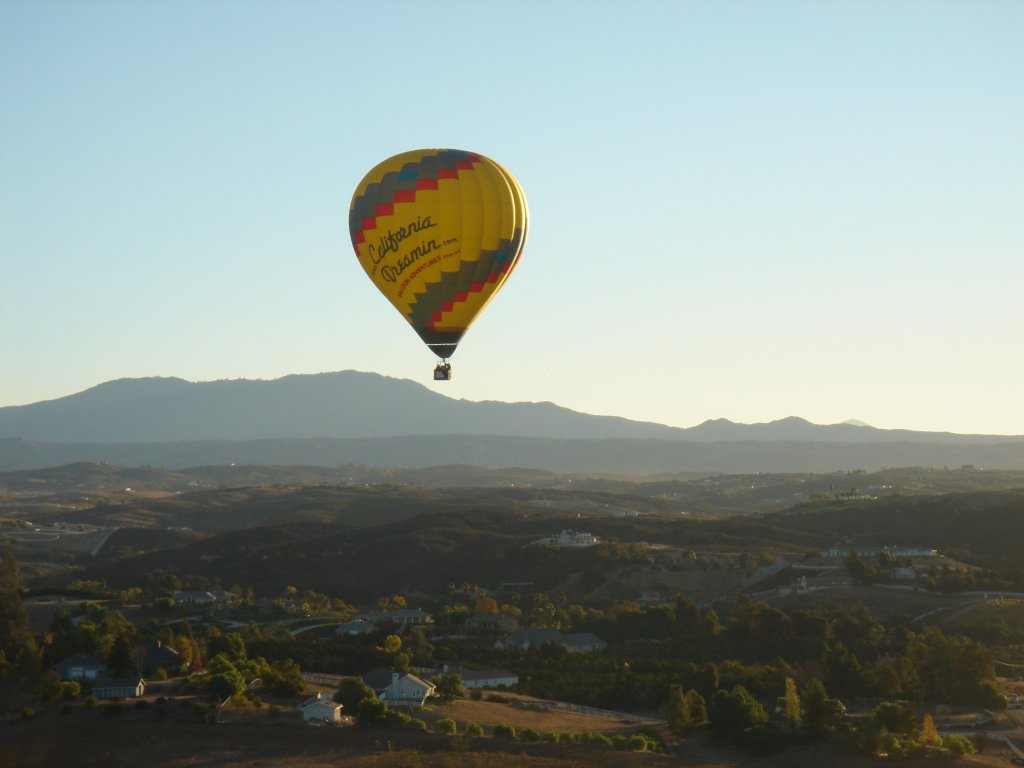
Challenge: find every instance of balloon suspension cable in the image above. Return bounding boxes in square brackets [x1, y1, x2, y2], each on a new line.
[433, 359, 452, 381]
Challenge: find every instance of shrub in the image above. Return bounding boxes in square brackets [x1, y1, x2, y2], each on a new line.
[357, 697, 388, 724]
[20, 707, 36, 720]
[61, 681, 81, 700]
[628, 734, 650, 751]
[486, 693, 511, 704]
[492, 723, 516, 741]
[84, 696, 98, 709]
[541, 731, 560, 743]
[435, 717, 457, 735]
[405, 717, 427, 731]
[464, 721, 484, 738]
[941, 734, 976, 756]
[872, 701, 916, 735]
[519, 727, 541, 742]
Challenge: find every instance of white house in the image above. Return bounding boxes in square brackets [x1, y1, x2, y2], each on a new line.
[561, 633, 608, 652]
[497, 628, 607, 653]
[380, 608, 434, 626]
[380, 672, 435, 708]
[534, 530, 599, 548]
[299, 692, 344, 724]
[440, 664, 519, 689]
[335, 618, 377, 636]
[91, 678, 146, 699]
[173, 590, 217, 605]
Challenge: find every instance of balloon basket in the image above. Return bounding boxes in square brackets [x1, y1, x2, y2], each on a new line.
[433, 362, 452, 381]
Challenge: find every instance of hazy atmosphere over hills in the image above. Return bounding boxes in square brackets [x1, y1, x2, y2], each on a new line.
[0, 373, 1022, 473]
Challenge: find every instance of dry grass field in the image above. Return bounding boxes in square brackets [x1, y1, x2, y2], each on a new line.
[1, 698, 1014, 768]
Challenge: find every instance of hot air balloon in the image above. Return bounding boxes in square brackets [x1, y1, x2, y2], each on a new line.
[349, 149, 527, 380]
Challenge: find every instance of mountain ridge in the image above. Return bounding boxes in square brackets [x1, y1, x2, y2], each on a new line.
[1, 371, 1019, 446]
[1, 372, 1022, 473]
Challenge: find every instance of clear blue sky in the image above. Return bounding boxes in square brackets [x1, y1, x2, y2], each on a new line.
[2, 0, 1022, 435]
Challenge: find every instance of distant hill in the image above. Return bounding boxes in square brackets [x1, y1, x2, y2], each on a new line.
[0, 372, 1022, 473]
[69, 489, 1024, 600]
[0, 372, 684, 443]
[2, 434, 1024, 474]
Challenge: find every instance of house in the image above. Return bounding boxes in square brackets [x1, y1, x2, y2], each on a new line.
[496, 628, 607, 653]
[533, 530, 599, 548]
[562, 633, 607, 652]
[440, 663, 518, 689]
[173, 590, 217, 605]
[55, 653, 107, 681]
[335, 618, 376, 636]
[496, 627, 562, 651]
[132, 640, 182, 675]
[823, 546, 938, 558]
[464, 613, 519, 635]
[298, 692, 344, 724]
[382, 671, 435, 707]
[91, 677, 146, 699]
[380, 608, 433, 626]
[363, 670, 435, 708]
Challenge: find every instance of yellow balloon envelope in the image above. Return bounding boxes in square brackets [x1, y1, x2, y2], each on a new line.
[349, 149, 527, 367]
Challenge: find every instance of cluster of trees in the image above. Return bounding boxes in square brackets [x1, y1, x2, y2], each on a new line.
[670, 675, 975, 758]
[0, 542, 1008, 762]
[844, 550, 1020, 592]
[438, 595, 1004, 715]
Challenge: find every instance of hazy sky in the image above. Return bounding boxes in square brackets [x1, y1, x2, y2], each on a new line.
[2, 0, 1022, 435]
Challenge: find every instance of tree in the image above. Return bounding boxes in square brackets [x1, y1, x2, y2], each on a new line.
[702, 608, 722, 636]
[172, 635, 194, 672]
[872, 701, 916, 735]
[334, 677, 377, 712]
[0, 552, 28, 655]
[207, 630, 246, 662]
[675, 593, 701, 632]
[709, 685, 768, 738]
[941, 734, 976, 755]
[666, 686, 692, 735]
[920, 713, 940, 747]
[205, 654, 245, 701]
[778, 677, 800, 735]
[37, 670, 64, 704]
[107, 634, 135, 676]
[356, 696, 387, 724]
[686, 689, 708, 724]
[264, 658, 304, 697]
[474, 595, 498, 615]
[433, 674, 465, 702]
[845, 550, 873, 585]
[801, 677, 846, 739]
